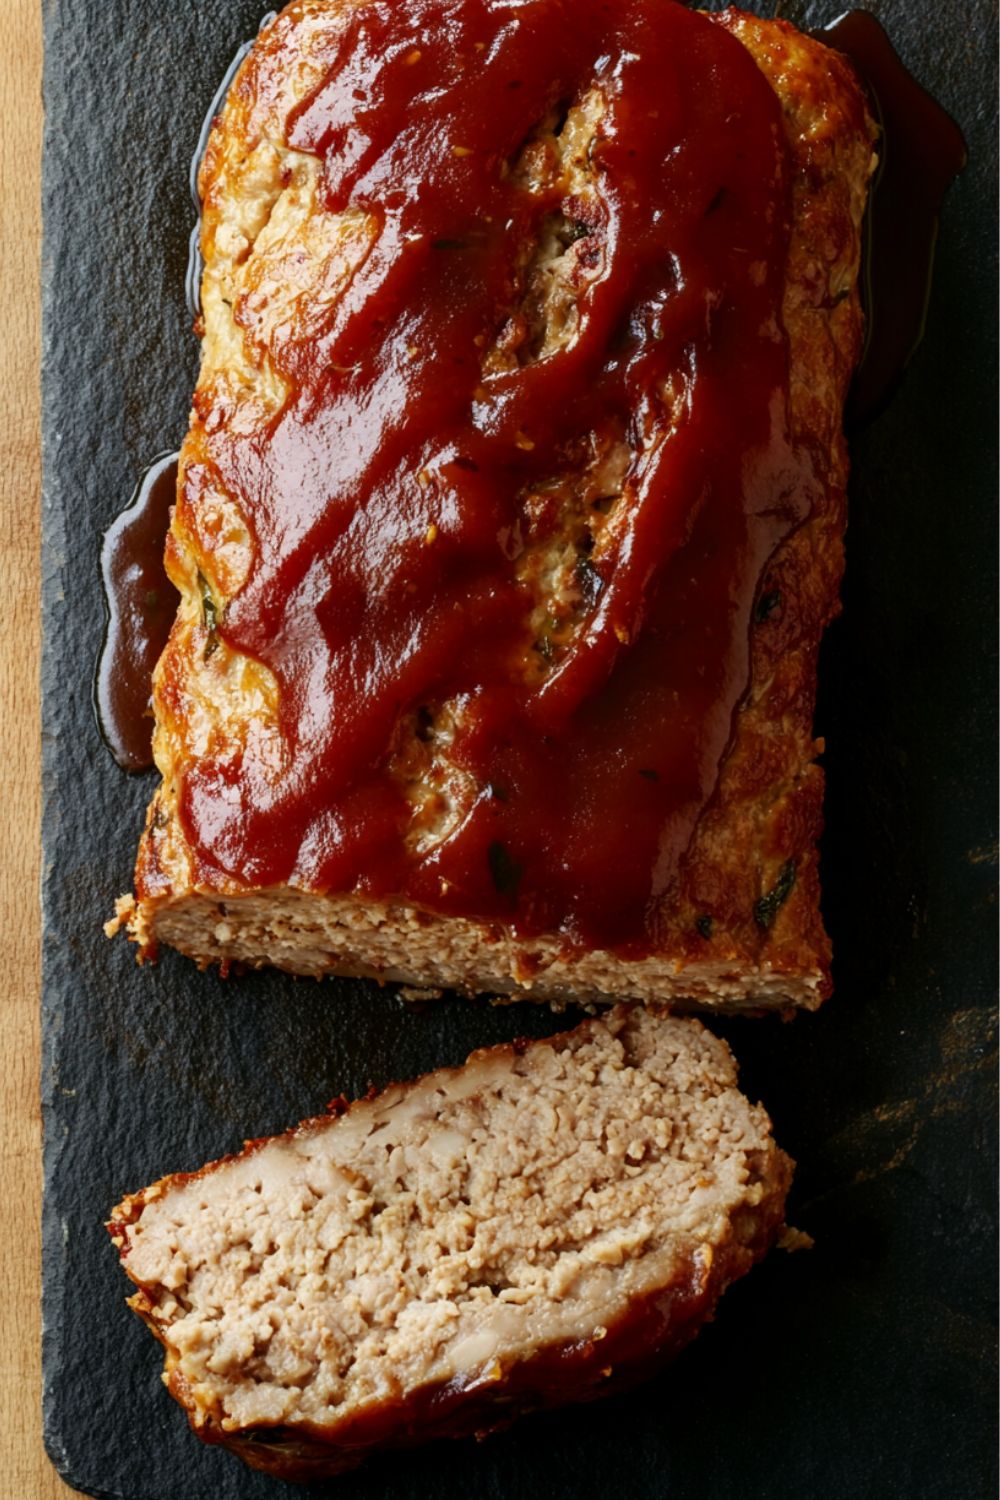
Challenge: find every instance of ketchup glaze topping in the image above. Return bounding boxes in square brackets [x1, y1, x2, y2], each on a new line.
[181, 0, 817, 951]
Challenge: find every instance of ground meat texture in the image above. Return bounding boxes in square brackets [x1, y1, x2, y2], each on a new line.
[109, 2, 877, 1011]
[108, 1007, 792, 1480]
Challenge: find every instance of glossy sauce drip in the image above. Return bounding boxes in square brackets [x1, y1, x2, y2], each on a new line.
[96, 453, 180, 772]
[181, 0, 810, 950]
[821, 10, 966, 424]
[98, 13, 279, 773]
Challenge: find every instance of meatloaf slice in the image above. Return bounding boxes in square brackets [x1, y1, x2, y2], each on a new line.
[109, 1, 877, 1010]
[108, 1006, 792, 1480]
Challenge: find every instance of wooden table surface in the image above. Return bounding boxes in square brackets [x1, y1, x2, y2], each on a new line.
[1, 0, 71, 1492]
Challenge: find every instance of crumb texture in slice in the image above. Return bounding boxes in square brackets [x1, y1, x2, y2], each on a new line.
[109, 1008, 791, 1478]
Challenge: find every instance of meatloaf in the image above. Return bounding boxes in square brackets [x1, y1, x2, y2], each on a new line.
[108, 1006, 792, 1479]
[108, 1, 877, 1009]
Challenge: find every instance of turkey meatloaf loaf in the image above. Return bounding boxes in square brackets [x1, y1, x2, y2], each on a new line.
[109, 0, 877, 1009]
[108, 1006, 793, 1480]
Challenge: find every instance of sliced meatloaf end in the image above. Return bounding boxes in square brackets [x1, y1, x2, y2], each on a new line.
[108, 1006, 792, 1480]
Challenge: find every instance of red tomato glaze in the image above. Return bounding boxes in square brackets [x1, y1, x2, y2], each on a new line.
[181, 0, 816, 952]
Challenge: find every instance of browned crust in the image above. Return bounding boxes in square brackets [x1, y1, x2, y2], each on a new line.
[114, 4, 878, 1009]
[108, 1012, 792, 1479]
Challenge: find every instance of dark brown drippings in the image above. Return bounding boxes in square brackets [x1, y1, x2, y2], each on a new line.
[98, 18, 276, 774]
[820, 10, 967, 425]
[95, 454, 180, 772]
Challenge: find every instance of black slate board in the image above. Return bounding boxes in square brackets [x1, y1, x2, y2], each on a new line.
[41, 2, 998, 1496]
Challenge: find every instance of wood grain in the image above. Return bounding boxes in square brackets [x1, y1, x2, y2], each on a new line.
[0, 0, 71, 1492]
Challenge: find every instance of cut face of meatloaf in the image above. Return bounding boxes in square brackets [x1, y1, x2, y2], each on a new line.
[108, 1006, 792, 1480]
[109, 0, 877, 1009]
